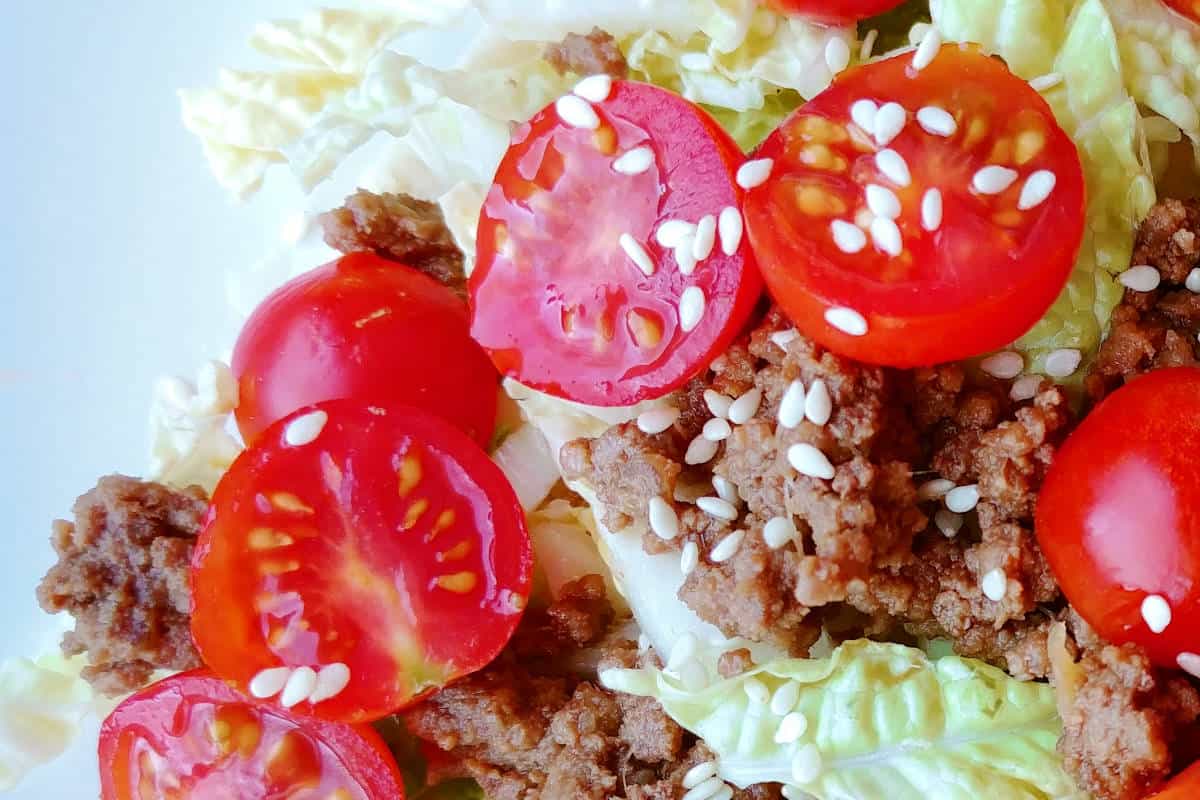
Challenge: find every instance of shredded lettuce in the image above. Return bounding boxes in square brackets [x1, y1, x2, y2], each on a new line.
[602, 639, 1087, 800]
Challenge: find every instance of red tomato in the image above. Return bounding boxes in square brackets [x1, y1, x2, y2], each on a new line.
[1036, 368, 1200, 671]
[233, 253, 497, 447]
[1163, 0, 1200, 24]
[99, 670, 405, 800]
[1150, 761, 1200, 799]
[470, 80, 762, 406]
[191, 401, 532, 723]
[759, 0, 905, 24]
[743, 45, 1085, 367]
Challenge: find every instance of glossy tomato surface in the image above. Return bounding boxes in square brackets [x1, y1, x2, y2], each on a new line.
[191, 401, 532, 723]
[470, 79, 762, 406]
[760, 0, 906, 23]
[743, 45, 1085, 367]
[1163, 0, 1200, 24]
[1149, 761, 1200, 799]
[99, 670, 405, 800]
[1036, 368, 1200, 671]
[233, 253, 497, 447]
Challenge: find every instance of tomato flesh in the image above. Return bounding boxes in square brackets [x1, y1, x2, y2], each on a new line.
[470, 79, 762, 406]
[1036, 368, 1200, 671]
[743, 45, 1085, 367]
[191, 401, 532, 723]
[1163, 0, 1200, 24]
[99, 670, 405, 800]
[233, 253, 497, 447]
[760, 0, 906, 24]
[1150, 761, 1200, 799]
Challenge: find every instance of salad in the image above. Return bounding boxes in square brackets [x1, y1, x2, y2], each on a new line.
[10, 0, 1200, 798]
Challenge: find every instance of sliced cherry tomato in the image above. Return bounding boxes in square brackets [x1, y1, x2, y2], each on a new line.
[233, 253, 497, 447]
[1036, 368, 1200, 671]
[1149, 761, 1200, 799]
[470, 79, 762, 406]
[99, 670, 405, 800]
[191, 401, 532, 723]
[1162, 0, 1200, 24]
[759, 0, 905, 24]
[743, 45, 1085, 367]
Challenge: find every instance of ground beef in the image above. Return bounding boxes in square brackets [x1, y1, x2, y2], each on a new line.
[320, 189, 466, 297]
[36, 476, 206, 695]
[544, 28, 629, 79]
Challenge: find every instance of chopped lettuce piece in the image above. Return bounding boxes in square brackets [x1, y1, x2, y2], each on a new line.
[602, 639, 1088, 799]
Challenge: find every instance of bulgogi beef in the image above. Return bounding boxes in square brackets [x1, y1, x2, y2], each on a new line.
[544, 28, 629, 80]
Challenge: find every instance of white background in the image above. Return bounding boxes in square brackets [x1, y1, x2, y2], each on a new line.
[0, 2, 316, 795]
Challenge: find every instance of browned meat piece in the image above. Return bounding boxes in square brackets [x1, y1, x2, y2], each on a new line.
[544, 28, 628, 79]
[320, 189, 466, 296]
[1131, 197, 1200, 283]
[37, 475, 206, 695]
[718, 648, 755, 678]
[561, 425, 684, 532]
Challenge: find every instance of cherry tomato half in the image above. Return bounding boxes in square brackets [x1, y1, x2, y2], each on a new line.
[99, 670, 405, 800]
[1036, 368, 1200, 671]
[1149, 761, 1200, 799]
[233, 253, 498, 448]
[470, 79, 762, 406]
[191, 401, 532, 724]
[759, 0, 906, 24]
[1162, 0, 1200, 24]
[743, 45, 1085, 367]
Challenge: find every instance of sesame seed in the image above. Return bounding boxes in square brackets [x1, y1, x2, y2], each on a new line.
[619, 233, 655, 277]
[981, 569, 1007, 602]
[613, 146, 654, 175]
[921, 188, 943, 232]
[945, 484, 980, 513]
[285, 410, 328, 447]
[850, 99, 878, 137]
[775, 711, 809, 744]
[916, 105, 957, 137]
[703, 417, 733, 442]
[685, 435, 720, 465]
[830, 219, 867, 254]
[693, 214, 717, 261]
[744, 678, 770, 706]
[981, 351, 1025, 379]
[679, 287, 706, 332]
[249, 667, 291, 699]
[763, 516, 797, 549]
[860, 29, 879, 61]
[1141, 594, 1173, 633]
[728, 387, 763, 425]
[718, 206, 743, 255]
[737, 158, 774, 189]
[825, 37, 851, 74]
[555, 94, 600, 129]
[280, 666, 318, 708]
[972, 165, 1019, 195]
[713, 476, 740, 505]
[908, 22, 932, 45]
[1178, 652, 1200, 680]
[637, 406, 680, 434]
[656, 219, 696, 248]
[668, 634, 699, 670]
[771, 329, 799, 349]
[680, 52, 714, 71]
[874, 102, 907, 146]
[912, 27, 942, 71]
[675, 240, 699, 276]
[866, 184, 902, 219]
[771, 681, 800, 715]
[704, 389, 733, 419]
[870, 217, 903, 256]
[308, 663, 352, 704]
[682, 777, 724, 800]
[697, 496, 738, 521]
[679, 659, 708, 691]
[648, 497, 680, 541]
[710, 529, 745, 562]
[1119, 265, 1162, 292]
[680, 541, 700, 575]
[1187, 268, 1200, 293]
[1017, 170, 1057, 210]
[935, 509, 964, 538]
[781, 789, 807, 800]
[805, 379, 833, 425]
[1029, 72, 1064, 92]
[825, 306, 869, 336]
[778, 380, 807, 429]
[916, 478, 956, 502]
[710, 785, 734, 800]
[573, 74, 613, 103]
[791, 744, 823, 784]
[1045, 348, 1082, 378]
[875, 149, 912, 187]
[1010, 375, 1042, 401]
[683, 761, 719, 790]
[788, 443, 836, 480]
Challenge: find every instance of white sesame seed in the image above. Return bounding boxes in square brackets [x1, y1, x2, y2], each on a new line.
[698, 496, 738, 521]
[1045, 348, 1082, 378]
[555, 94, 600, 129]
[613, 146, 654, 175]
[668, 633, 699, 670]
[866, 184, 902, 220]
[778, 380, 807, 429]
[870, 217, 903, 256]
[908, 22, 932, 45]
[981, 351, 1025, 379]
[763, 516, 797, 549]
[945, 484, 980, 513]
[573, 74, 613, 103]
[679, 659, 708, 691]
[737, 158, 774, 190]
[917, 478, 956, 502]
[249, 667, 292, 699]
[693, 215, 717, 261]
[804, 379, 833, 425]
[1029, 72, 1064, 92]
[637, 406, 680, 434]
[972, 165, 1019, 195]
[774, 711, 809, 744]
[718, 206, 743, 255]
[284, 410, 328, 447]
[825, 37, 851, 74]
[860, 29, 879, 61]
[744, 678, 770, 706]
[704, 390, 733, 419]
[728, 387, 763, 425]
[308, 663, 352, 704]
[825, 307, 869, 336]
[1141, 594, 1173, 634]
[981, 569, 1007, 602]
[680, 540, 700, 575]
[675, 240, 698, 276]
[1017, 170, 1057, 210]
[830, 219, 867, 254]
[935, 509, 964, 538]
[850, 99, 878, 136]
[875, 149, 911, 187]
[648, 497, 680, 541]
[1010, 375, 1042, 401]
[703, 417, 733, 442]
[280, 666, 318, 708]
[771, 681, 800, 715]
[874, 102, 907, 146]
[1120, 265, 1162, 293]
[682, 777, 724, 800]
[713, 477, 739, 506]
[917, 105, 957, 137]
[912, 27, 942, 71]
[710, 785, 734, 800]
[1178, 652, 1200, 680]
[679, 287, 706, 332]
[921, 188, 943, 232]
[685, 435, 720, 465]
[680, 52, 714, 71]
[656, 220, 696, 248]
[791, 744, 823, 784]
[683, 761, 720, 790]
[619, 233, 656, 277]
[771, 329, 799, 349]
[788, 443, 836, 480]
[1187, 268, 1200, 294]
[710, 529, 745, 563]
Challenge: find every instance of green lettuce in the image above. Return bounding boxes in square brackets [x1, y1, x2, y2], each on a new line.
[602, 640, 1087, 799]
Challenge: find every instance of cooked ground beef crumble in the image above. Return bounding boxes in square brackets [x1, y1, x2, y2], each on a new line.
[544, 28, 629, 80]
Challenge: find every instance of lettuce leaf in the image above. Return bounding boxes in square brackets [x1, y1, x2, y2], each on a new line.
[602, 639, 1087, 800]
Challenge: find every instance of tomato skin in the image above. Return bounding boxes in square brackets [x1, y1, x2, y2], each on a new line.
[743, 45, 1086, 367]
[1162, 0, 1200, 24]
[760, 0, 906, 24]
[1149, 761, 1200, 799]
[191, 401, 532, 724]
[233, 253, 497, 447]
[1036, 368, 1200, 670]
[99, 670, 405, 800]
